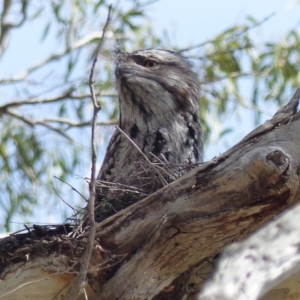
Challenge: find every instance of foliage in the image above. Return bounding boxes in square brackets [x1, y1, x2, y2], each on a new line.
[0, 0, 161, 231]
[0, 0, 300, 231]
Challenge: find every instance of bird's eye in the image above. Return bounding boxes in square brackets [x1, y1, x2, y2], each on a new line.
[144, 60, 158, 68]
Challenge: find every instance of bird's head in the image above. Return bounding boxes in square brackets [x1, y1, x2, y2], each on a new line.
[115, 49, 200, 122]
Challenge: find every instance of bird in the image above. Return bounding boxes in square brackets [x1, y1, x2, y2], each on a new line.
[95, 49, 203, 222]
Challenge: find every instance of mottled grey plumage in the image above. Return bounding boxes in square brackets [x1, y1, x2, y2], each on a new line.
[95, 49, 203, 221]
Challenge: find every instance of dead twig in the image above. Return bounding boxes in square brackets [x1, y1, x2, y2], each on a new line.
[0, 32, 115, 83]
[26, 117, 117, 130]
[0, 91, 117, 111]
[67, 5, 113, 300]
[115, 125, 168, 186]
[6, 109, 72, 140]
[0, 0, 28, 55]
[52, 183, 79, 213]
[179, 13, 275, 53]
[54, 176, 88, 203]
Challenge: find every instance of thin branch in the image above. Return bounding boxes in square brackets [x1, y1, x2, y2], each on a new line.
[0, 0, 12, 55]
[201, 86, 272, 115]
[6, 109, 72, 140]
[26, 117, 117, 130]
[115, 125, 168, 186]
[68, 5, 113, 300]
[53, 176, 88, 202]
[0, 31, 113, 83]
[95, 180, 148, 193]
[3, 108, 115, 137]
[52, 183, 78, 212]
[0, 91, 117, 112]
[72, 91, 117, 99]
[179, 13, 275, 53]
[188, 44, 253, 61]
[0, 0, 28, 56]
[201, 71, 258, 84]
[148, 152, 177, 181]
[0, 88, 74, 111]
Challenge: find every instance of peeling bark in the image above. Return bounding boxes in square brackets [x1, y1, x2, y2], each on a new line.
[198, 202, 300, 300]
[1, 89, 300, 299]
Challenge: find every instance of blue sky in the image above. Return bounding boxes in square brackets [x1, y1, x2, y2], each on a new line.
[2, 0, 298, 154]
[150, 0, 300, 45]
[2, 1, 300, 76]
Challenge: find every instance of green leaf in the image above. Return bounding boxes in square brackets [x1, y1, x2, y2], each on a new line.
[41, 22, 51, 42]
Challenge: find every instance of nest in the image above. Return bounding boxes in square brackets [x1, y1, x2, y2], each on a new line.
[0, 150, 200, 274]
[93, 157, 199, 223]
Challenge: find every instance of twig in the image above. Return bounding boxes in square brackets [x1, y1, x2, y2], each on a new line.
[0, 0, 12, 55]
[0, 91, 117, 110]
[54, 176, 88, 202]
[52, 183, 79, 212]
[96, 180, 147, 193]
[24, 117, 117, 130]
[148, 152, 177, 181]
[0, 31, 114, 83]
[0, 88, 74, 110]
[179, 13, 275, 53]
[6, 109, 72, 140]
[67, 5, 113, 300]
[201, 71, 258, 84]
[188, 44, 252, 60]
[0, 0, 28, 55]
[201, 87, 271, 115]
[115, 126, 168, 186]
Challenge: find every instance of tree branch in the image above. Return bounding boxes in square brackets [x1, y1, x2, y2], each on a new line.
[95, 89, 300, 299]
[33, 117, 117, 129]
[0, 0, 28, 55]
[0, 88, 74, 111]
[201, 71, 260, 84]
[0, 91, 117, 111]
[68, 5, 113, 300]
[201, 87, 271, 115]
[1, 90, 300, 300]
[0, 31, 114, 84]
[5, 109, 72, 140]
[179, 13, 275, 53]
[198, 202, 300, 300]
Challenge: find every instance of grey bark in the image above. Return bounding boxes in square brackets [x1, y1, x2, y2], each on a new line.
[1, 90, 300, 300]
[92, 89, 300, 299]
[197, 202, 300, 300]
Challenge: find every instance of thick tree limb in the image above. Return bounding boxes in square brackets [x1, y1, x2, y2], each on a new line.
[94, 89, 300, 299]
[1, 89, 300, 299]
[198, 202, 300, 300]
